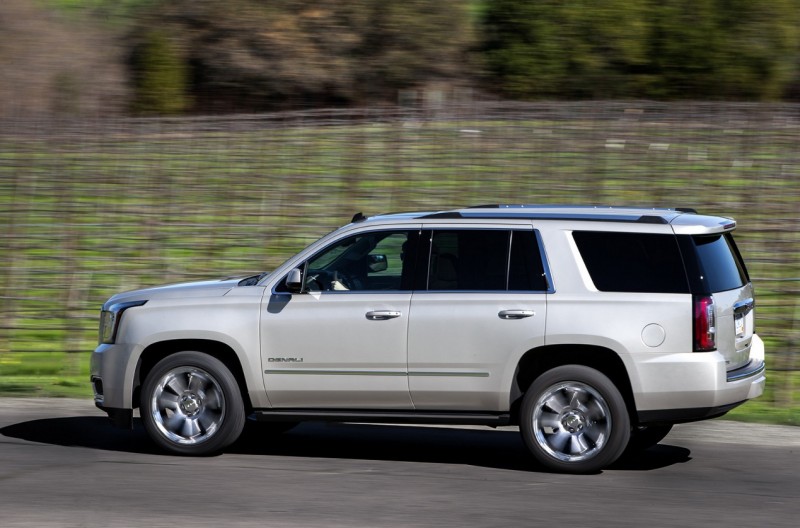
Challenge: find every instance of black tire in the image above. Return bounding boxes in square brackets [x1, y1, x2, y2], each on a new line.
[519, 365, 630, 473]
[626, 424, 673, 453]
[140, 352, 245, 455]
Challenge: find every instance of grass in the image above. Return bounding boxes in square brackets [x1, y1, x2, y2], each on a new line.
[0, 353, 91, 398]
[0, 104, 797, 424]
[727, 400, 800, 427]
[725, 370, 800, 426]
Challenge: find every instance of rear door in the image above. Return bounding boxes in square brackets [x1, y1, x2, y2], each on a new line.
[407, 226, 549, 412]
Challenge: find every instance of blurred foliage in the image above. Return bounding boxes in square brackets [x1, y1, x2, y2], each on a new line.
[0, 0, 129, 117]
[647, 0, 800, 99]
[46, 0, 156, 26]
[2, 1, 798, 114]
[482, 0, 800, 100]
[482, 0, 651, 98]
[126, 0, 474, 112]
[131, 30, 189, 115]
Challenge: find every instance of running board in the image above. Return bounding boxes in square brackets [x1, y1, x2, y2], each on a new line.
[251, 409, 512, 427]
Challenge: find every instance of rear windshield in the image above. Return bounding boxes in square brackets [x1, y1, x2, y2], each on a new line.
[677, 233, 749, 293]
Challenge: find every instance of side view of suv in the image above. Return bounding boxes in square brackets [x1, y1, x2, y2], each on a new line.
[91, 205, 765, 473]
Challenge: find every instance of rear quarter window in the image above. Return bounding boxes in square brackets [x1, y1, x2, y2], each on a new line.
[573, 231, 689, 293]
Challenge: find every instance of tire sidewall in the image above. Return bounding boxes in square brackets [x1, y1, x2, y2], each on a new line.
[140, 351, 245, 455]
[520, 365, 630, 473]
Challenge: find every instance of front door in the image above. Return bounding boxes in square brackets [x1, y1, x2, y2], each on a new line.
[261, 229, 420, 409]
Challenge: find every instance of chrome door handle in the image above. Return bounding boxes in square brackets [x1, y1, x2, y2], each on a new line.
[498, 310, 535, 320]
[366, 310, 402, 320]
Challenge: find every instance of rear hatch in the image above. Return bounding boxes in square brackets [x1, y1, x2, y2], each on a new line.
[678, 232, 754, 371]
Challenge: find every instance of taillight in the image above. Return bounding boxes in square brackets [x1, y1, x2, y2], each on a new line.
[693, 295, 716, 351]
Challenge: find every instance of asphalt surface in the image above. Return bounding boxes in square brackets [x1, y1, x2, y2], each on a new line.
[1, 398, 798, 527]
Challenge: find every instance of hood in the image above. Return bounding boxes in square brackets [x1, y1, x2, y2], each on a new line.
[102, 277, 245, 309]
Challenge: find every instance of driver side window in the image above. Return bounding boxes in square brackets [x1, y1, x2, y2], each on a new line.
[303, 230, 416, 292]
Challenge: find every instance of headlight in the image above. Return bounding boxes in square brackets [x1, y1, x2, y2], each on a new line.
[99, 300, 147, 344]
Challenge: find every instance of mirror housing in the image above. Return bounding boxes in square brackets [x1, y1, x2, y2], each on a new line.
[285, 268, 303, 293]
[368, 254, 388, 273]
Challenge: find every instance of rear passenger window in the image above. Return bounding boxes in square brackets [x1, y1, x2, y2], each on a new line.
[427, 230, 548, 291]
[509, 231, 548, 291]
[573, 231, 689, 293]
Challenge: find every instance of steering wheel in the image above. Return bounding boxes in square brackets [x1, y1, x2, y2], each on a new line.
[330, 272, 354, 291]
[304, 271, 353, 291]
[305, 272, 327, 292]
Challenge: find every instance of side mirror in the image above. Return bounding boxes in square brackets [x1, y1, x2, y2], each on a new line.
[368, 254, 388, 273]
[285, 268, 303, 293]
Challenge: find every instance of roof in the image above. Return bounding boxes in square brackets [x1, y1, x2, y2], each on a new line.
[361, 205, 736, 234]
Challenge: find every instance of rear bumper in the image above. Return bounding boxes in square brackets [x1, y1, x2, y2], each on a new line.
[726, 358, 766, 382]
[638, 401, 743, 424]
[632, 334, 766, 424]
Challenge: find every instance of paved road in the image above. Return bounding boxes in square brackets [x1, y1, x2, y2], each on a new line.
[1, 398, 798, 527]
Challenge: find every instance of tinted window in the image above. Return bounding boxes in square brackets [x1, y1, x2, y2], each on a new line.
[678, 233, 748, 293]
[573, 231, 689, 293]
[427, 230, 547, 291]
[429, 230, 508, 290]
[509, 231, 548, 291]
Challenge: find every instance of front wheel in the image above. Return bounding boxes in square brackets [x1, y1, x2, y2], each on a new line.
[520, 365, 630, 473]
[141, 352, 245, 455]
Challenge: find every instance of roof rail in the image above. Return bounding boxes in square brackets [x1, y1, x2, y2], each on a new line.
[675, 207, 698, 214]
[419, 210, 676, 224]
[421, 212, 463, 219]
[637, 215, 669, 224]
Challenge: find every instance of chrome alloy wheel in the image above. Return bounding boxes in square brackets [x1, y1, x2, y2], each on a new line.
[531, 381, 612, 462]
[149, 366, 226, 445]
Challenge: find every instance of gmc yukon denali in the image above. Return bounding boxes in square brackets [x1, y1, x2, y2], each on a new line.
[91, 205, 765, 473]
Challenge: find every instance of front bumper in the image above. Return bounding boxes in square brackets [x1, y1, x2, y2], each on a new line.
[90, 341, 142, 418]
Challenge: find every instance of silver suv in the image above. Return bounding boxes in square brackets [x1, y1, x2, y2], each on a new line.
[91, 205, 765, 473]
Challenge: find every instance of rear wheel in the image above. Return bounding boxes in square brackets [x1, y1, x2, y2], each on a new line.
[141, 352, 245, 455]
[520, 365, 630, 473]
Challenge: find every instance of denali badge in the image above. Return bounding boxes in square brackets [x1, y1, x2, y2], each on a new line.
[268, 357, 304, 363]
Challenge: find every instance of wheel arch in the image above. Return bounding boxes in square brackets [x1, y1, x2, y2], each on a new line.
[510, 344, 636, 425]
[134, 339, 253, 413]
